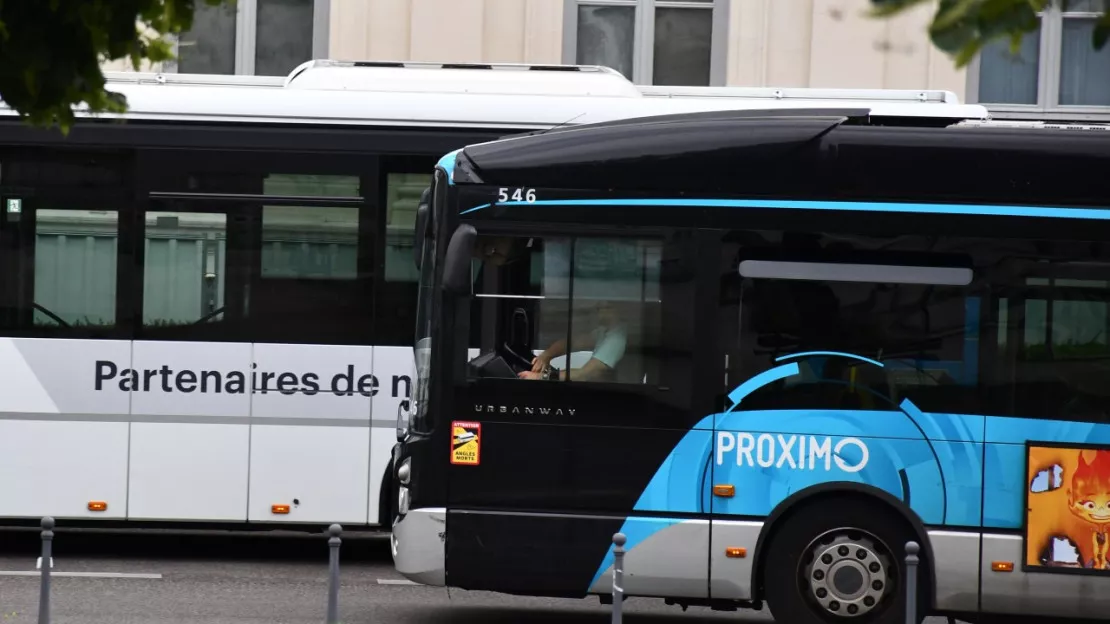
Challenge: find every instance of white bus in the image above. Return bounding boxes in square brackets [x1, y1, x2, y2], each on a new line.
[0, 59, 989, 530]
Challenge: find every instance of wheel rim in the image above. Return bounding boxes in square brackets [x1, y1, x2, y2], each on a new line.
[800, 529, 894, 619]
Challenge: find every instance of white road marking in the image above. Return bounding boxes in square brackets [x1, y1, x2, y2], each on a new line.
[376, 578, 420, 586]
[0, 571, 162, 579]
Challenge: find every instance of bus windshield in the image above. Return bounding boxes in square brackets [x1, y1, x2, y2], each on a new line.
[409, 177, 441, 436]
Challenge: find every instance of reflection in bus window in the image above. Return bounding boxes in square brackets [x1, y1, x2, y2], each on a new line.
[261, 174, 360, 280]
[261, 205, 358, 280]
[385, 173, 431, 283]
[34, 209, 118, 329]
[729, 233, 1110, 423]
[999, 274, 1110, 422]
[735, 254, 973, 413]
[142, 211, 227, 327]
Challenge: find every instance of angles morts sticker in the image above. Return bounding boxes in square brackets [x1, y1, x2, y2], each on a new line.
[451, 420, 481, 466]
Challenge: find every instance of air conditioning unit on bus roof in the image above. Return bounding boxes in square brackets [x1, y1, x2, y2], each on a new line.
[282, 59, 644, 97]
[638, 85, 964, 105]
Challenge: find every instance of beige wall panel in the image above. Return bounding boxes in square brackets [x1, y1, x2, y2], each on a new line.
[721, 0, 965, 98]
[332, 0, 557, 64]
[331, 0, 369, 58]
[522, 0, 563, 64]
[410, 0, 484, 61]
[367, 0, 414, 60]
[879, 1, 931, 89]
[728, 0, 767, 86]
[483, 0, 526, 61]
[808, 0, 887, 88]
[765, 0, 815, 87]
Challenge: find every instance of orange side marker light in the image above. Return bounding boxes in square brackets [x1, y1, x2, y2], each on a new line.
[87, 501, 107, 512]
[725, 547, 747, 558]
[272, 504, 291, 515]
[991, 561, 1013, 572]
[712, 484, 735, 497]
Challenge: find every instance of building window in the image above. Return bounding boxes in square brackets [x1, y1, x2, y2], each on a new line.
[562, 0, 726, 86]
[174, 0, 330, 76]
[972, 0, 1110, 116]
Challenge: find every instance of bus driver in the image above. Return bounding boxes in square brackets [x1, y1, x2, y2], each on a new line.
[517, 300, 628, 382]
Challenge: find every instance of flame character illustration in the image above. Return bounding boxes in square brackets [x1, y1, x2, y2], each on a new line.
[1067, 450, 1110, 569]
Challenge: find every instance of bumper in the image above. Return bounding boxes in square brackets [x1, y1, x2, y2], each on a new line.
[391, 507, 446, 586]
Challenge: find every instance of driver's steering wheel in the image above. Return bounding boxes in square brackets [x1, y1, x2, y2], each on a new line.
[499, 343, 535, 374]
[468, 343, 555, 379]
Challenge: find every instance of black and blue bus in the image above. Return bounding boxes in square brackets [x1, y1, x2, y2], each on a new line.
[391, 107, 1110, 623]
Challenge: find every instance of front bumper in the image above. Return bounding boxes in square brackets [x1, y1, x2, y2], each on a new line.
[391, 507, 446, 586]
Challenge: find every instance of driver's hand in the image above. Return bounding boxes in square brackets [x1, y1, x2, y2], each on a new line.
[518, 371, 542, 380]
[531, 354, 550, 373]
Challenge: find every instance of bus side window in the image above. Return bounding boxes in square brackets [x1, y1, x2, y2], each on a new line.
[995, 271, 1110, 422]
[731, 232, 976, 414]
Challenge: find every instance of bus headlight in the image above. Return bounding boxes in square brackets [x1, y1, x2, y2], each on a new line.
[397, 457, 411, 485]
[398, 485, 410, 516]
[396, 401, 409, 441]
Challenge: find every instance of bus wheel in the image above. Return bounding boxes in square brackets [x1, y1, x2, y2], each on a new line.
[761, 501, 925, 624]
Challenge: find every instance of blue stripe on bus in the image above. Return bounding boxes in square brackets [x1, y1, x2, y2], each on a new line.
[459, 197, 1110, 220]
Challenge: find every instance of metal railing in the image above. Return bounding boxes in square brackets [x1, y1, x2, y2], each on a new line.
[27, 519, 928, 624]
[610, 533, 626, 623]
[32, 517, 346, 624]
[904, 540, 921, 624]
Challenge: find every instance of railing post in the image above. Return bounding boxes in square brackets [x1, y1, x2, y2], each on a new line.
[611, 532, 626, 624]
[38, 517, 54, 624]
[904, 540, 919, 624]
[326, 523, 342, 624]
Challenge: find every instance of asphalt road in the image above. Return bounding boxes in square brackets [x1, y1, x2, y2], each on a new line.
[0, 527, 963, 624]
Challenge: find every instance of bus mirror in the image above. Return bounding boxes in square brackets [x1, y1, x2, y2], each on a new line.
[442, 224, 477, 295]
[413, 196, 430, 270]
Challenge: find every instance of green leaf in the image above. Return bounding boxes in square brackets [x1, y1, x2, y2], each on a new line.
[0, 0, 235, 132]
[867, 0, 934, 18]
[954, 37, 988, 66]
[931, 0, 983, 33]
[869, 0, 1105, 69]
[1095, 9, 1110, 49]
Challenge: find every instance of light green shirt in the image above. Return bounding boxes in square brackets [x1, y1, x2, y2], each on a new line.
[589, 324, 628, 369]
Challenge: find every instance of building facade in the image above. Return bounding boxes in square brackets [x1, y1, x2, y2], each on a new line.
[101, 0, 1110, 121]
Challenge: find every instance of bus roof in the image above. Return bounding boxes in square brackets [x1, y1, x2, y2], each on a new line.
[0, 60, 991, 130]
[443, 108, 1110, 212]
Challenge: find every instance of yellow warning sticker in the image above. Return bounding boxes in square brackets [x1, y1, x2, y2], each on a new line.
[451, 420, 481, 466]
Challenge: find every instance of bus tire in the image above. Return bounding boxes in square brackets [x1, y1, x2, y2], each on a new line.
[760, 498, 927, 624]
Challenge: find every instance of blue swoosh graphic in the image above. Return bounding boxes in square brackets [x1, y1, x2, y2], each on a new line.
[774, 351, 885, 368]
[726, 363, 799, 411]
